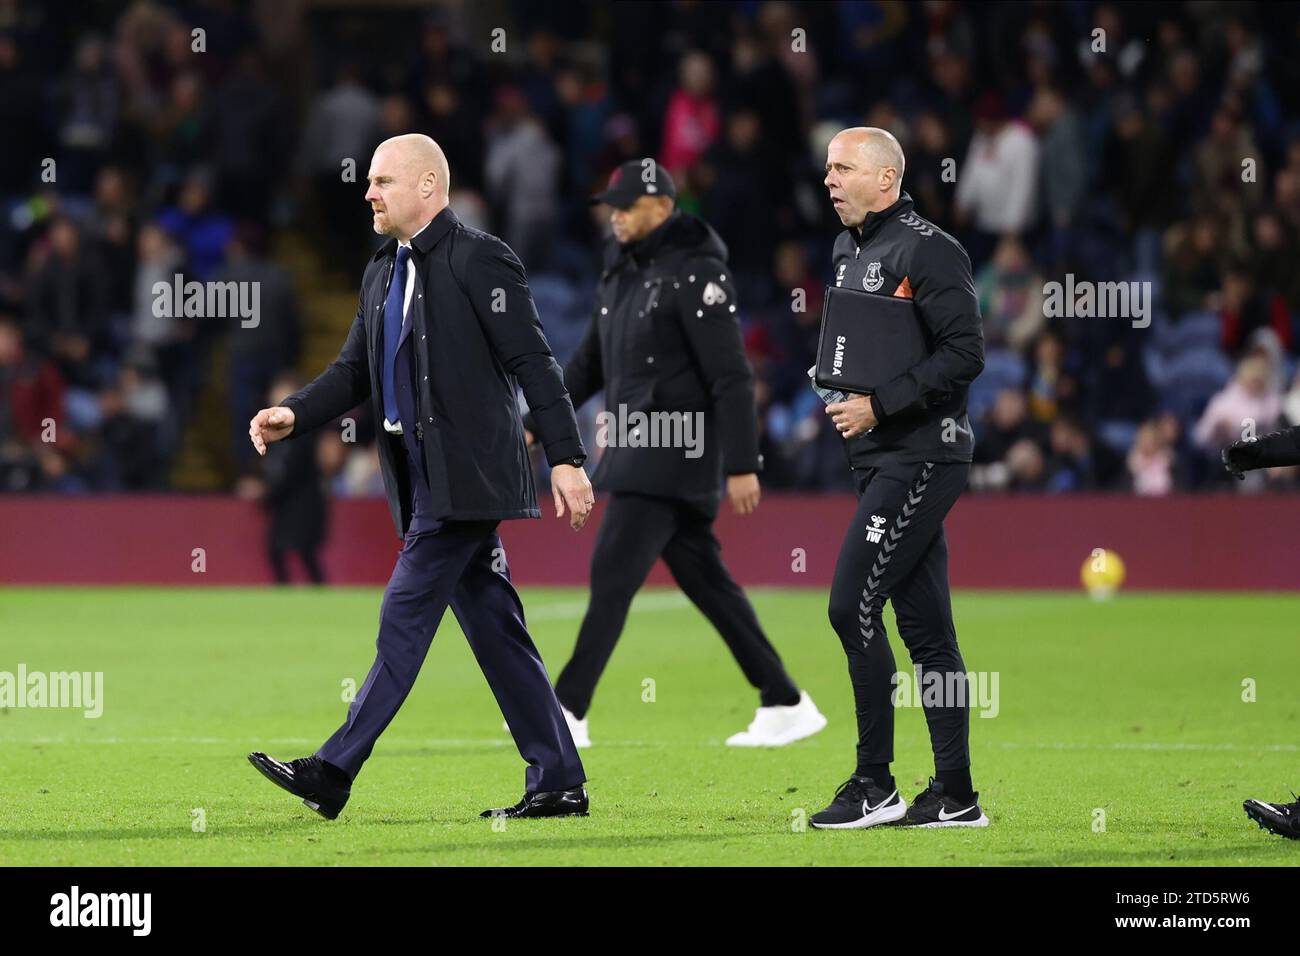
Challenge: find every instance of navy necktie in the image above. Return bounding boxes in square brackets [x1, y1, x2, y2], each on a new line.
[382, 245, 410, 426]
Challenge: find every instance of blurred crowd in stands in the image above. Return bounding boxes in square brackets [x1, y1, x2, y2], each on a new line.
[3, 0, 1300, 500]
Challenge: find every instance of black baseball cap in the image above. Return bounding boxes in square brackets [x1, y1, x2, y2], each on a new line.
[590, 159, 677, 208]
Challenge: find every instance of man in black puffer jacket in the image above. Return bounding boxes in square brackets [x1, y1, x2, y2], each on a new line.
[528, 159, 825, 750]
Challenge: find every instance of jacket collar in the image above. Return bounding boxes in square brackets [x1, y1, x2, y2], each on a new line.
[372, 205, 460, 261]
[849, 191, 913, 246]
[614, 209, 679, 270]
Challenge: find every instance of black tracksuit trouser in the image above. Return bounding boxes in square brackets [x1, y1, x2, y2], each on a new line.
[554, 491, 801, 719]
[828, 459, 972, 775]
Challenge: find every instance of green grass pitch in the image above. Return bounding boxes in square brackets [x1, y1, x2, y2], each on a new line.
[2, 586, 1298, 866]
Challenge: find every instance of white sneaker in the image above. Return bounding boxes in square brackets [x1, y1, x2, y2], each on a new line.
[502, 705, 591, 748]
[562, 706, 591, 749]
[725, 691, 827, 747]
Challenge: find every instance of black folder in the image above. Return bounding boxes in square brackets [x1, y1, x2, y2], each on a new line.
[814, 284, 929, 395]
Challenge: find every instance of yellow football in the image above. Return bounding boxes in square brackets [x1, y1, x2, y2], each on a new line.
[1081, 548, 1125, 599]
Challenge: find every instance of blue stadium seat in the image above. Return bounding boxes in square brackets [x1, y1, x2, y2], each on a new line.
[529, 273, 586, 362]
[1157, 311, 1222, 356]
[1143, 344, 1169, 389]
[1097, 420, 1139, 454]
[1159, 347, 1235, 423]
[1163, 346, 1233, 388]
[968, 348, 1026, 420]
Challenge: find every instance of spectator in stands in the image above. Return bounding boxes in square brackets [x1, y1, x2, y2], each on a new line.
[954, 93, 1039, 266]
[1088, 339, 1155, 426]
[0, 317, 65, 492]
[1045, 415, 1124, 492]
[0, 32, 46, 204]
[485, 86, 561, 269]
[907, 110, 958, 227]
[975, 236, 1045, 351]
[1128, 419, 1176, 495]
[925, 46, 975, 152]
[239, 372, 329, 584]
[1280, 368, 1300, 427]
[661, 50, 720, 176]
[149, 70, 209, 180]
[54, 35, 118, 194]
[1155, 412, 1191, 483]
[1027, 84, 1086, 270]
[1193, 105, 1263, 224]
[763, 240, 824, 403]
[1026, 329, 1079, 423]
[1162, 48, 1213, 157]
[210, 50, 283, 224]
[1250, 210, 1300, 314]
[24, 217, 111, 390]
[1219, 264, 1284, 354]
[698, 108, 783, 297]
[224, 225, 301, 471]
[975, 388, 1046, 462]
[155, 169, 235, 282]
[296, 61, 382, 265]
[85, 166, 138, 323]
[1274, 168, 1300, 235]
[1005, 438, 1047, 491]
[421, 81, 485, 196]
[1163, 215, 1221, 318]
[1193, 353, 1282, 455]
[1103, 93, 1179, 271]
[93, 347, 168, 490]
[131, 221, 192, 431]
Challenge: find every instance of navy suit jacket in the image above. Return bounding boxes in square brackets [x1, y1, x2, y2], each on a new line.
[282, 207, 584, 536]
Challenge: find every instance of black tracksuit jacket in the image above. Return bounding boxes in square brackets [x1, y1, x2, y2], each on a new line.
[831, 191, 985, 467]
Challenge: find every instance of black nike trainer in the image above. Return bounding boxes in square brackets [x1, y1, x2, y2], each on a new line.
[900, 778, 989, 828]
[810, 775, 907, 829]
[1243, 794, 1300, 840]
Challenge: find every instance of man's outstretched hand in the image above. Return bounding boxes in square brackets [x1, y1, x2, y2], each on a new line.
[249, 406, 296, 456]
[727, 473, 761, 514]
[551, 463, 594, 530]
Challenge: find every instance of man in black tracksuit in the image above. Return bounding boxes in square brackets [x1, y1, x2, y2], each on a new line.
[532, 159, 825, 748]
[1223, 429, 1300, 840]
[810, 128, 988, 829]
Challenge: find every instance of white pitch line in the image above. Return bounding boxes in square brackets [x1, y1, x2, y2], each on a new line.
[526, 592, 690, 620]
[1, 736, 506, 747]
[1, 735, 644, 747]
[2, 737, 1297, 753]
[997, 741, 1300, 753]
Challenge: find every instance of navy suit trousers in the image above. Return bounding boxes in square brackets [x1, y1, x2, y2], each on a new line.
[317, 433, 585, 792]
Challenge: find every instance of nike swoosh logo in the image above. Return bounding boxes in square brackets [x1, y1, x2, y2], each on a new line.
[864, 791, 898, 813]
[938, 804, 975, 821]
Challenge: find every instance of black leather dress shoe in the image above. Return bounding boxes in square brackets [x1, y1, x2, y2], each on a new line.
[480, 787, 589, 819]
[248, 752, 351, 820]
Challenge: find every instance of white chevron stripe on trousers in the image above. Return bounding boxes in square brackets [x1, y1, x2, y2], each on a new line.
[857, 461, 934, 649]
